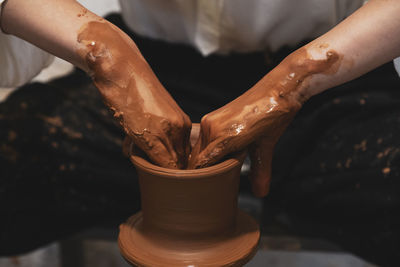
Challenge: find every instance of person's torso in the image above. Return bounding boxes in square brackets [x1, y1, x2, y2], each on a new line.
[119, 0, 363, 56]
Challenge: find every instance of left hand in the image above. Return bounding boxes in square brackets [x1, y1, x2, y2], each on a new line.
[188, 41, 348, 196]
[188, 67, 303, 197]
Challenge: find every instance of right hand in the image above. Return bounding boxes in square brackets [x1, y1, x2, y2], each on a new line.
[78, 21, 192, 169]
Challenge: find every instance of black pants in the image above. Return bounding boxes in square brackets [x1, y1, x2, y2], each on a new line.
[1, 14, 399, 266]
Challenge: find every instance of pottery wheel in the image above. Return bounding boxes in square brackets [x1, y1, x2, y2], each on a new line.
[118, 210, 260, 267]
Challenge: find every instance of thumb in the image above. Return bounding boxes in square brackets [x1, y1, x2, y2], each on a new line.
[249, 137, 275, 197]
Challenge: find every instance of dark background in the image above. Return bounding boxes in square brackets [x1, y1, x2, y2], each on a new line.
[1, 14, 399, 267]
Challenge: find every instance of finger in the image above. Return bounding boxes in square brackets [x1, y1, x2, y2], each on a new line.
[171, 120, 192, 169]
[133, 133, 180, 169]
[249, 137, 275, 197]
[187, 122, 209, 169]
[187, 128, 203, 169]
[182, 115, 193, 165]
[191, 137, 233, 169]
[157, 116, 191, 169]
[188, 119, 226, 169]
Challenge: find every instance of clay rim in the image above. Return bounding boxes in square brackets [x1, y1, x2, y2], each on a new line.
[129, 123, 247, 179]
[129, 150, 246, 180]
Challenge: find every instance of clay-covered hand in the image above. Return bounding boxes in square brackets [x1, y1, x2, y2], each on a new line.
[188, 82, 301, 197]
[78, 21, 191, 169]
[188, 47, 343, 196]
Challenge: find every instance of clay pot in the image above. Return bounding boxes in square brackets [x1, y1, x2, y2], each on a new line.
[118, 124, 260, 266]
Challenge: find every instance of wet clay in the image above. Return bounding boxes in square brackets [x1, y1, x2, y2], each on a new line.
[188, 47, 342, 169]
[76, 21, 341, 174]
[118, 124, 260, 266]
[76, 21, 191, 169]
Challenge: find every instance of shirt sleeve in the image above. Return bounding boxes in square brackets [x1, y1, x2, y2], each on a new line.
[0, 0, 54, 88]
[394, 57, 400, 78]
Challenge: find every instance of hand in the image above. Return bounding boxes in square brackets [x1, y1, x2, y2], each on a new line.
[188, 85, 300, 196]
[78, 21, 192, 169]
[188, 51, 315, 196]
[119, 89, 192, 170]
[188, 42, 349, 196]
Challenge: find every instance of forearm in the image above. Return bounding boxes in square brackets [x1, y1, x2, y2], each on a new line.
[1, 0, 191, 165]
[297, 0, 400, 98]
[0, 0, 169, 117]
[1, 0, 109, 72]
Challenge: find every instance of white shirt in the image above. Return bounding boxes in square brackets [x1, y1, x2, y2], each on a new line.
[0, 0, 54, 88]
[395, 58, 400, 75]
[3, 0, 398, 88]
[119, 0, 363, 56]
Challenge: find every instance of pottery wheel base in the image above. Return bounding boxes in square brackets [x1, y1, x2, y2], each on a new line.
[118, 210, 260, 267]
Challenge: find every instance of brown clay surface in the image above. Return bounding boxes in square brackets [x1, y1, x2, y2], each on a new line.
[119, 211, 259, 267]
[118, 124, 260, 266]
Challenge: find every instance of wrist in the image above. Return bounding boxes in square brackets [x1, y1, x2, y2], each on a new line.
[278, 45, 342, 101]
[77, 21, 138, 85]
